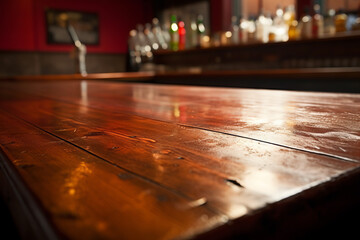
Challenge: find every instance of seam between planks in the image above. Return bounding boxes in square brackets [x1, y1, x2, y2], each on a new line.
[0, 108, 226, 219]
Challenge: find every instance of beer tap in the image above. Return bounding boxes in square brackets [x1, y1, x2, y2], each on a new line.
[67, 22, 87, 76]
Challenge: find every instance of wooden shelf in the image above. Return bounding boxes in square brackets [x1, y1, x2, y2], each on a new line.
[153, 32, 360, 69]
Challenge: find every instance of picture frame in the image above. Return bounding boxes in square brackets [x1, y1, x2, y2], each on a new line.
[45, 9, 99, 45]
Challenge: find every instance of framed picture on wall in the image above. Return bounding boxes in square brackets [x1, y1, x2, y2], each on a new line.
[45, 9, 99, 45]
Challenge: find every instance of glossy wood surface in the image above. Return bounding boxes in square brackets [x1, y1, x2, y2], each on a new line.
[0, 81, 359, 239]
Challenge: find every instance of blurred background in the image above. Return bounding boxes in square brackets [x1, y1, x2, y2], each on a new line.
[0, 0, 359, 76]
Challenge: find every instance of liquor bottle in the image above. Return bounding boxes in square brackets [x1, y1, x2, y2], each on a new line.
[189, 15, 198, 48]
[335, 10, 348, 33]
[178, 20, 186, 50]
[283, 5, 296, 27]
[152, 18, 167, 50]
[127, 29, 141, 71]
[196, 15, 205, 48]
[255, 9, 265, 42]
[352, 5, 360, 30]
[273, 5, 288, 41]
[135, 24, 148, 59]
[256, 10, 272, 43]
[239, 17, 248, 43]
[144, 23, 159, 51]
[169, 15, 179, 51]
[231, 16, 239, 44]
[301, 8, 312, 39]
[162, 23, 171, 49]
[312, 4, 324, 38]
[324, 9, 336, 35]
[288, 20, 299, 40]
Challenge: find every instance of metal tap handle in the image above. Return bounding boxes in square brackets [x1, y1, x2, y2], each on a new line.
[67, 23, 87, 76]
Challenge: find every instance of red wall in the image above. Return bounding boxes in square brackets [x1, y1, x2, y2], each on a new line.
[211, 0, 232, 32]
[0, 0, 36, 51]
[0, 0, 150, 53]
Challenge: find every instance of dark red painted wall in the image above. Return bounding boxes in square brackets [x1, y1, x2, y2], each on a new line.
[211, 0, 232, 32]
[0, 0, 150, 53]
[0, 0, 36, 51]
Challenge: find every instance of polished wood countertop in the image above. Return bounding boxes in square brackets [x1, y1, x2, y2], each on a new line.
[0, 80, 359, 239]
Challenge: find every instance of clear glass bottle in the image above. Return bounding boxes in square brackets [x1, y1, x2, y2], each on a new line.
[144, 23, 159, 51]
[189, 15, 198, 48]
[324, 9, 336, 36]
[273, 5, 288, 41]
[239, 18, 249, 43]
[301, 8, 313, 39]
[127, 29, 141, 71]
[284, 5, 296, 27]
[197, 15, 205, 48]
[231, 16, 239, 44]
[152, 18, 167, 50]
[312, 4, 324, 38]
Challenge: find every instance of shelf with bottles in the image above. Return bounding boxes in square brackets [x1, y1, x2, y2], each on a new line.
[151, 29, 360, 71]
[126, 13, 209, 71]
[157, 5, 360, 52]
[127, 3, 360, 71]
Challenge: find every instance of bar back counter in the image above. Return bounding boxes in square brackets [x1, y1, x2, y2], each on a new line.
[151, 32, 360, 93]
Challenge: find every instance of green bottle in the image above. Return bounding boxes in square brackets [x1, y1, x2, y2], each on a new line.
[197, 15, 205, 48]
[169, 14, 179, 51]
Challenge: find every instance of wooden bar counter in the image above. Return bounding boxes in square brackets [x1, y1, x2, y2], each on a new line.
[0, 80, 359, 239]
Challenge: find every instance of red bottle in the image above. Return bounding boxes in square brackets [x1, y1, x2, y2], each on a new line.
[178, 21, 186, 50]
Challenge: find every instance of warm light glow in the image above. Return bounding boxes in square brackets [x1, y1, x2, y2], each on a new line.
[203, 35, 210, 43]
[225, 31, 232, 38]
[144, 45, 151, 52]
[173, 103, 180, 118]
[152, 43, 159, 50]
[64, 162, 92, 196]
[240, 20, 249, 29]
[191, 22, 197, 31]
[247, 21, 256, 33]
[302, 16, 311, 23]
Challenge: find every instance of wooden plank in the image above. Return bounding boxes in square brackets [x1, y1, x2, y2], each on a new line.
[5, 81, 359, 162]
[0, 110, 224, 240]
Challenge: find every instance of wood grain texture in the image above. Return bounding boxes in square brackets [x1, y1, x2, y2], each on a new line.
[5, 81, 358, 162]
[0, 80, 359, 239]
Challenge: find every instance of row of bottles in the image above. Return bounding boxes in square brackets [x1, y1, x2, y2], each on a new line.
[229, 4, 360, 44]
[128, 4, 360, 70]
[169, 14, 206, 51]
[127, 15, 207, 71]
[127, 18, 169, 71]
